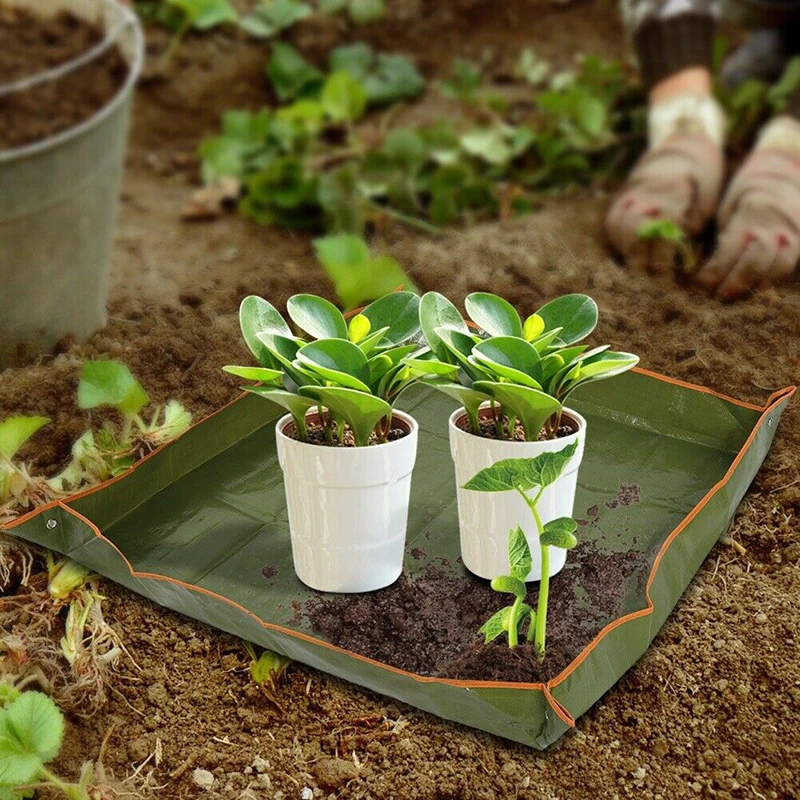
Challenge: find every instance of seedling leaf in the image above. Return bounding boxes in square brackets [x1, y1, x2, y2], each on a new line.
[78, 361, 150, 417]
[540, 517, 578, 549]
[0, 417, 50, 462]
[508, 525, 532, 581]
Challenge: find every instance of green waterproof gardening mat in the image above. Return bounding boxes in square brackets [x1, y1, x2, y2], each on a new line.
[4, 370, 795, 748]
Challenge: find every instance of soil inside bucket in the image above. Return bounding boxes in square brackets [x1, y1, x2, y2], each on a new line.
[0, 6, 128, 150]
[283, 413, 412, 447]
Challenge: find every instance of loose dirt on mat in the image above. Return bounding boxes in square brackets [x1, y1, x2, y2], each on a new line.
[1, 1, 799, 798]
[0, 5, 128, 150]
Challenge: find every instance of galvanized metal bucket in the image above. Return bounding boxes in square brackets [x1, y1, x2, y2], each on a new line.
[0, 0, 144, 369]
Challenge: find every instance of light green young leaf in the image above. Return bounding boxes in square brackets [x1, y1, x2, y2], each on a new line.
[313, 236, 418, 310]
[222, 365, 283, 384]
[287, 294, 348, 340]
[540, 517, 578, 549]
[298, 386, 391, 446]
[78, 362, 150, 417]
[0, 417, 50, 462]
[522, 313, 545, 342]
[321, 71, 368, 123]
[508, 525, 533, 581]
[472, 381, 561, 441]
[240, 0, 310, 38]
[460, 126, 512, 166]
[465, 293, 523, 337]
[348, 314, 371, 343]
[535, 294, 597, 344]
[490, 575, 527, 599]
[0, 692, 64, 787]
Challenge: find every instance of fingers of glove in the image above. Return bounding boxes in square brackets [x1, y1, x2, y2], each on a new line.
[766, 232, 800, 285]
[696, 228, 748, 291]
[716, 238, 777, 301]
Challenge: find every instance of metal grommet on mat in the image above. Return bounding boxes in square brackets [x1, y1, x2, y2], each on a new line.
[46, 519, 58, 529]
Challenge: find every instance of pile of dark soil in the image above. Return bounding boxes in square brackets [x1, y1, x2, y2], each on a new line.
[306, 542, 646, 683]
[0, 5, 127, 149]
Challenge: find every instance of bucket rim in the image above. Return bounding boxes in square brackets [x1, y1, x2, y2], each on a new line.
[0, 0, 144, 163]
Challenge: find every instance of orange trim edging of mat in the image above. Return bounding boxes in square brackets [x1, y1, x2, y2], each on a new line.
[3, 376, 795, 730]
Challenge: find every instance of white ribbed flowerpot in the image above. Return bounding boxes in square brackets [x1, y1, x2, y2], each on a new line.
[276, 410, 418, 593]
[449, 405, 586, 582]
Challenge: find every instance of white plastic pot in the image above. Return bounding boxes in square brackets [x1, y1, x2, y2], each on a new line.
[449, 405, 586, 582]
[275, 410, 418, 593]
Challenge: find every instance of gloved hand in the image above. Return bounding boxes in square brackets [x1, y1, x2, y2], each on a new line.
[606, 95, 726, 272]
[696, 117, 800, 300]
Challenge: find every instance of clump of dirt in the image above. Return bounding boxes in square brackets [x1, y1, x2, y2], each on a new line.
[305, 541, 646, 683]
[0, 6, 127, 149]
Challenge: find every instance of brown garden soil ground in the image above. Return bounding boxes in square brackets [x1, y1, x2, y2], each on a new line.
[2, 1, 800, 798]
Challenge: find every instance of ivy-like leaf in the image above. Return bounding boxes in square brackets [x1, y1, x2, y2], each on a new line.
[267, 42, 324, 102]
[479, 606, 512, 643]
[540, 517, 578, 549]
[78, 362, 150, 417]
[462, 441, 579, 492]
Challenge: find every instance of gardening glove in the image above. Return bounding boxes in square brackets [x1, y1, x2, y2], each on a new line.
[696, 116, 800, 300]
[606, 94, 726, 272]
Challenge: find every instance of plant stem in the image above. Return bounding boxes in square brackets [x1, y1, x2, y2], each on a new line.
[294, 413, 308, 442]
[466, 405, 480, 435]
[40, 767, 87, 800]
[507, 414, 516, 439]
[508, 595, 521, 648]
[516, 486, 548, 657]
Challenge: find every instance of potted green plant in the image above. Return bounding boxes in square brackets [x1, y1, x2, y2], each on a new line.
[417, 291, 638, 581]
[224, 291, 432, 593]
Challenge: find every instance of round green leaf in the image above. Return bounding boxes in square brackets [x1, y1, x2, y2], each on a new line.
[465, 293, 523, 337]
[419, 292, 468, 362]
[0, 691, 64, 786]
[361, 292, 421, 345]
[321, 71, 368, 123]
[535, 294, 598, 344]
[472, 337, 542, 387]
[239, 296, 292, 368]
[473, 381, 561, 442]
[298, 385, 392, 446]
[287, 295, 348, 340]
[296, 339, 371, 391]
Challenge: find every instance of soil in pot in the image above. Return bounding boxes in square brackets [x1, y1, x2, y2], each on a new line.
[0, 6, 128, 150]
[456, 408, 579, 442]
[284, 413, 412, 447]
